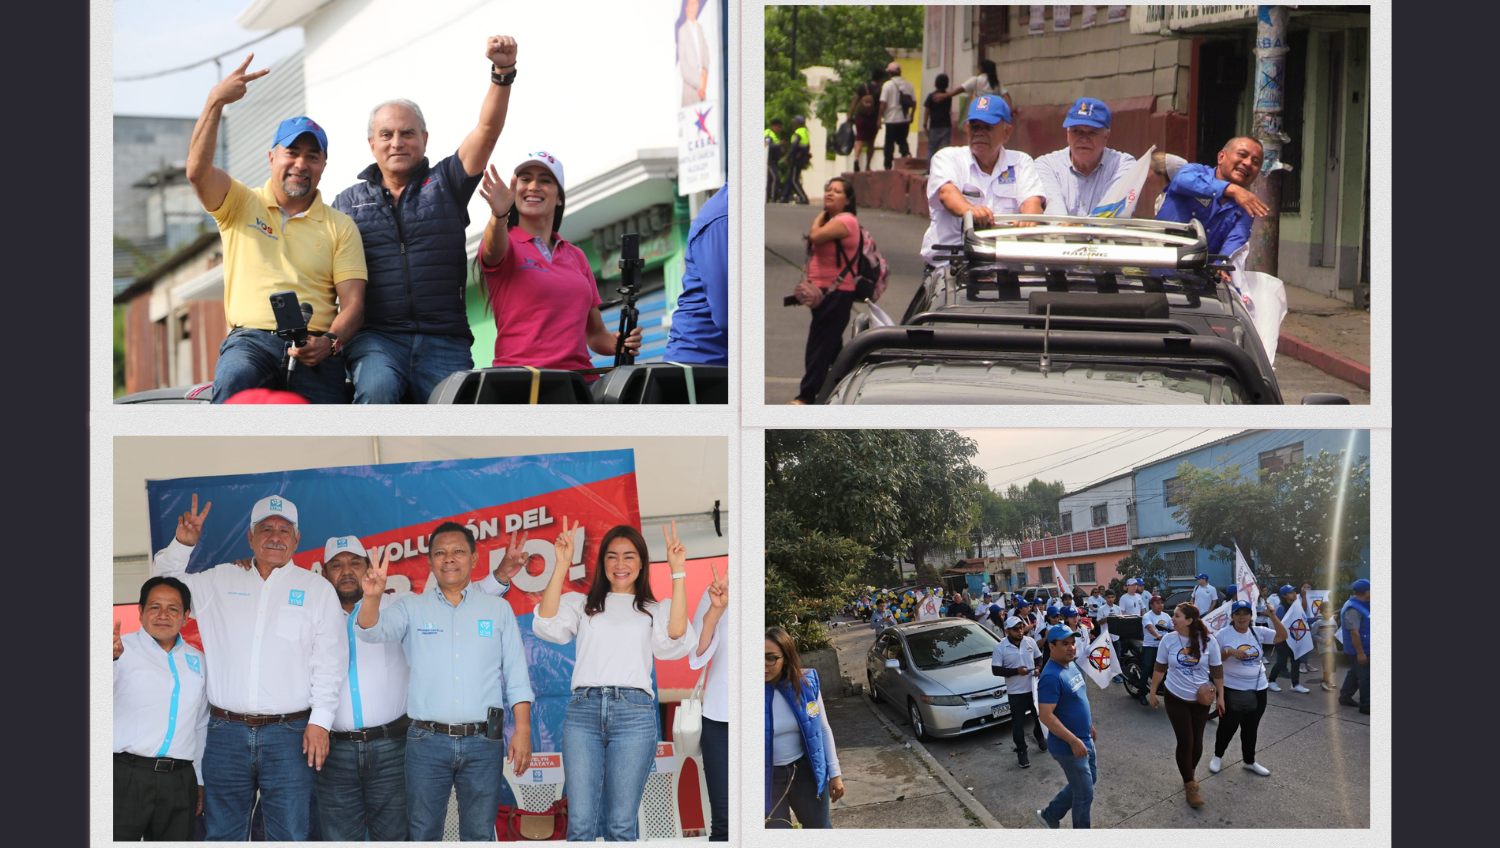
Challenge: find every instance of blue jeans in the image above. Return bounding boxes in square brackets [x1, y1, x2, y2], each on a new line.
[201, 715, 316, 840]
[316, 734, 408, 841]
[404, 724, 508, 841]
[1041, 739, 1097, 829]
[561, 687, 660, 841]
[344, 328, 474, 404]
[702, 718, 728, 840]
[212, 328, 350, 404]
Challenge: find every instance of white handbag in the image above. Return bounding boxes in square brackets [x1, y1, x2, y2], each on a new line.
[673, 667, 708, 760]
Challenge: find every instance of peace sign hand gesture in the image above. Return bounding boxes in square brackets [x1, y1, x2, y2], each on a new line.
[209, 54, 270, 107]
[707, 562, 728, 610]
[113, 620, 124, 660]
[494, 528, 530, 583]
[552, 517, 579, 570]
[361, 546, 389, 599]
[662, 521, 687, 574]
[175, 494, 212, 547]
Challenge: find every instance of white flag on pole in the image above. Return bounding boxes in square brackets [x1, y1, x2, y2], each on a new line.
[1202, 600, 1235, 635]
[1305, 589, 1331, 622]
[1090, 145, 1156, 218]
[1080, 624, 1116, 689]
[1281, 600, 1315, 659]
[1054, 561, 1071, 599]
[1233, 547, 1258, 607]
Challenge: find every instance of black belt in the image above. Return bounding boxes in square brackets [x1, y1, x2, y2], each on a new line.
[115, 752, 194, 773]
[412, 718, 488, 737]
[331, 715, 411, 742]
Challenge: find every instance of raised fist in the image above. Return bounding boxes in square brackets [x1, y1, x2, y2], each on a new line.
[487, 36, 518, 68]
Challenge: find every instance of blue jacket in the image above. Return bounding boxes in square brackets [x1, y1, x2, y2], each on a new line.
[1341, 596, 1370, 657]
[765, 668, 828, 813]
[664, 183, 729, 365]
[332, 151, 481, 341]
[1155, 163, 1254, 257]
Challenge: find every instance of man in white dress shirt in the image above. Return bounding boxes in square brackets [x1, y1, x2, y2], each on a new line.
[114, 576, 209, 841]
[151, 494, 347, 841]
[1033, 97, 1138, 217]
[920, 95, 1044, 270]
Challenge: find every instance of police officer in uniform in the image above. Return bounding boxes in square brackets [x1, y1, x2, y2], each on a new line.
[1337, 579, 1371, 715]
[780, 117, 812, 204]
[765, 119, 785, 202]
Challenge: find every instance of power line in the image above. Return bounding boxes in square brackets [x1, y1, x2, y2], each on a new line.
[988, 429, 1169, 490]
[980, 429, 1150, 472]
[113, 1, 336, 82]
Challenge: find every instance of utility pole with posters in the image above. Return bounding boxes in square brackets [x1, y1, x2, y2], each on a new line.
[1247, 5, 1292, 275]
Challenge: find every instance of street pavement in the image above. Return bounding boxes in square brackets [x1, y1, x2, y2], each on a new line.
[827, 616, 1370, 828]
[763, 202, 1370, 404]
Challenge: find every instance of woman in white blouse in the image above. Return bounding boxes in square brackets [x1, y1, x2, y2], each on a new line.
[1147, 603, 1224, 810]
[534, 520, 695, 841]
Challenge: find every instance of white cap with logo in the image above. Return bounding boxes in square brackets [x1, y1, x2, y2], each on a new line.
[515, 151, 565, 191]
[250, 495, 298, 528]
[324, 535, 366, 562]
[1004, 616, 1024, 630]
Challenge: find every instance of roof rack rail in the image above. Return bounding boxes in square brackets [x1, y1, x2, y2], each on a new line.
[948, 211, 1209, 272]
[814, 326, 1278, 405]
[906, 311, 1200, 336]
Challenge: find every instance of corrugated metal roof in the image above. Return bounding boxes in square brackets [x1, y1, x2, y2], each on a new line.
[224, 48, 306, 190]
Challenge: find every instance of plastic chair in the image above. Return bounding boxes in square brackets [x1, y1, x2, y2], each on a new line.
[637, 742, 683, 840]
[498, 752, 567, 839]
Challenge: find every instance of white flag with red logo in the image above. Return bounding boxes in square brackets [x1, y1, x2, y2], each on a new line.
[1233, 547, 1258, 607]
[1080, 623, 1115, 690]
[1281, 600, 1315, 659]
[1054, 562, 1071, 599]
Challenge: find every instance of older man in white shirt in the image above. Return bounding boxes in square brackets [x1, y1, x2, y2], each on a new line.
[920, 95, 1044, 270]
[151, 494, 347, 841]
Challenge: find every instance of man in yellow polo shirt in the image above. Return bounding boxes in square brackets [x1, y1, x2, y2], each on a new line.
[186, 54, 368, 404]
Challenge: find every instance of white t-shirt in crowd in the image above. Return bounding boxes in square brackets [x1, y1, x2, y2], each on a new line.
[532, 592, 695, 694]
[1119, 592, 1148, 616]
[991, 636, 1042, 697]
[1213, 625, 1275, 691]
[880, 76, 917, 123]
[958, 74, 1009, 100]
[1157, 631, 1222, 701]
[1191, 584, 1218, 612]
[1141, 610, 1173, 648]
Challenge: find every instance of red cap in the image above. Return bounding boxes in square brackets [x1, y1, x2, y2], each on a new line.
[223, 389, 309, 404]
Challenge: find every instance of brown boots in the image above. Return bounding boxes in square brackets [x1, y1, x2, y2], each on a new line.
[1184, 780, 1205, 808]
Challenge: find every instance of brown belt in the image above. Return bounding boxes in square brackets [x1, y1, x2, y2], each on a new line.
[412, 718, 488, 737]
[210, 706, 313, 727]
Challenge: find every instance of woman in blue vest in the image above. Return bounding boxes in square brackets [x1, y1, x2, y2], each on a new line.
[765, 626, 843, 828]
[1337, 579, 1371, 714]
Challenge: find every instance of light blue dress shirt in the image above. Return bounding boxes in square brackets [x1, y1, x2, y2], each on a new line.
[355, 585, 534, 724]
[1033, 146, 1138, 218]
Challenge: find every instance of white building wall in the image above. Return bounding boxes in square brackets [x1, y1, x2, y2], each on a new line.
[1058, 476, 1134, 533]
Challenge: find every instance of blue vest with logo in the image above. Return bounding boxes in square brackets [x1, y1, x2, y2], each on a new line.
[1341, 596, 1370, 656]
[332, 154, 476, 341]
[764, 668, 829, 812]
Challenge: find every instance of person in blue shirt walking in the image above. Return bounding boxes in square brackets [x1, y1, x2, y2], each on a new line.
[1337, 579, 1371, 714]
[765, 626, 843, 828]
[356, 521, 534, 841]
[1034, 625, 1098, 829]
[664, 182, 729, 366]
[1156, 136, 1270, 258]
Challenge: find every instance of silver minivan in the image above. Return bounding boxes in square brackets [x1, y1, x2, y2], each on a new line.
[866, 618, 1011, 741]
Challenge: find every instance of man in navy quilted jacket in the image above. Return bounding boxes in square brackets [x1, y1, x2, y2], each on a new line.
[333, 35, 519, 403]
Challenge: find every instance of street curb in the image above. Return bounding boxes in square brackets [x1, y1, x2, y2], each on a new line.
[857, 693, 1005, 829]
[1277, 332, 1371, 390]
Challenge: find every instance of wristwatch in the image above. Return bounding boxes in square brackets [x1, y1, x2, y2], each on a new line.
[324, 332, 340, 355]
[491, 64, 517, 86]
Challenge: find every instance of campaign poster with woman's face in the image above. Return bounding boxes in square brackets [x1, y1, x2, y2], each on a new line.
[675, 0, 720, 108]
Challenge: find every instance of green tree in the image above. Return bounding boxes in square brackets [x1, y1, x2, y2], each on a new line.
[1114, 545, 1170, 596]
[1171, 448, 1371, 592]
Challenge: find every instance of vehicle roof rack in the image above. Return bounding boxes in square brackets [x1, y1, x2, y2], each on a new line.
[940, 212, 1209, 273]
[815, 326, 1277, 405]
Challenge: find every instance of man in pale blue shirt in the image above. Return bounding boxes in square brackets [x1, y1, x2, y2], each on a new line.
[1033, 98, 1138, 218]
[357, 521, 534, 841]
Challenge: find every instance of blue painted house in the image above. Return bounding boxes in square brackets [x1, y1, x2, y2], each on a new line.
[1131, 429, 1371, 590]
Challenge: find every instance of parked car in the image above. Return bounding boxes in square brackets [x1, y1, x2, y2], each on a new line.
[866, 618, 1009, 741]
[820, 214, 1349, 405]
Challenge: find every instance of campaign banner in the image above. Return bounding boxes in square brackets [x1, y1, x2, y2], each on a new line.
[1030, 6, 1046, 35]
[675, 0, 724, 195]
[679, 102, 725, 195]
[1053, 5, 1072, 31]
[1090, 145, 1155, 218]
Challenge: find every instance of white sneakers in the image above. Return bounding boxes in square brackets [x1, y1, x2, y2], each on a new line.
[1321, 681, 1335, 692]
[1209, 756, 1222, 773]
[1291, 684, 1310, 693]
[1244, 762, 1271, 776]
[1268, 682, 1282, 692]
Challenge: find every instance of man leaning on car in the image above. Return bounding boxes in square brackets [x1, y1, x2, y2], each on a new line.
[187, 55, 368, 404]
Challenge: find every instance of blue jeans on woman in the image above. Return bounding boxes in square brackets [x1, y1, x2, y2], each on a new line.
[1041, 739, 1097, 829]
[404, 723, 508, 841]
[562, 687, 660, 841]
[201, 715, 317, 840]
[344, 328, 474, 404]
[316, 734, 408, 840]
[702, 718, 729, 840]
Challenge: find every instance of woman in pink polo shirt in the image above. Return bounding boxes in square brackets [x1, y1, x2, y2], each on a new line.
[477, 152, 641, 371]
[790, 177, 862, 405]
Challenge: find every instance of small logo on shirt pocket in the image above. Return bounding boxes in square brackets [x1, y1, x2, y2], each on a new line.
[185, 654, 202, 675]
[478, 620, 493, 638]
[289, 590, 305, 607]
[997, 165, 1016, 185]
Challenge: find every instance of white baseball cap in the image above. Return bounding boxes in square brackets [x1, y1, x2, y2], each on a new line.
[515, 151, 565, 191]
[250, 495, 298, 528]
[324, 535, 367, 562]
[1004, 616, 1023, 629]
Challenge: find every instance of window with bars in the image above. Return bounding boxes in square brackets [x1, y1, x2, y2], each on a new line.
[1059, 512, 1073, 533]
[1039, 566, 1053, 585]
[1259, 443, 1305, 475]
[1077, 563, 1096, 583]
[1164, 550, 1197, 579]
[1164, 476, 1185, 506]
[1091, 504, 1109, 527]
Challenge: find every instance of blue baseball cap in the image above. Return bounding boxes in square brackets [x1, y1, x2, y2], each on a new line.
[1197, 573, 1209, 581]
[1046, 624, 1075, 643]
[1231, 601, 1253, 613]
[1279, 584, 1295, 596]
[1351, 579, 1370, 593]
[1062, 97, 1111, 130]
[965, 94, 1012, 126]
[1062, 606, 1079, 619]
[1015, 597, 1031, 607]
[272, 116, 328, 152]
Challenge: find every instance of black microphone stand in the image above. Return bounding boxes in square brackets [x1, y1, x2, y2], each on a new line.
[614, 233, 643, 367]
